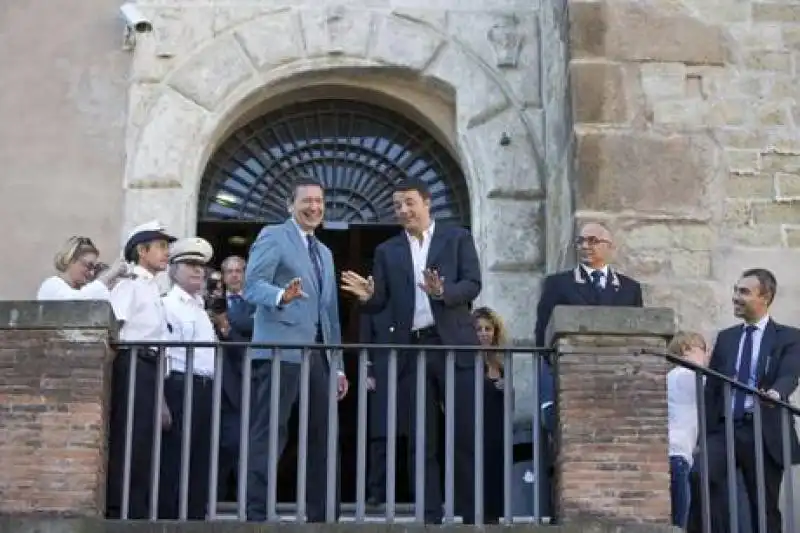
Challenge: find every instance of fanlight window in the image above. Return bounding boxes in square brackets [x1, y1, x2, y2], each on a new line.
[198, 99, 470, 226]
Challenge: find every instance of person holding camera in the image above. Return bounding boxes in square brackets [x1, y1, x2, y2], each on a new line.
[36, 236, 128, 300]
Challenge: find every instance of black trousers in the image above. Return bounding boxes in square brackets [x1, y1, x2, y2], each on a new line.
[159, 372, 214, 520]
[407, 329, 477, 524]
[105, 349, 159, 519]
[688, 420, 784, 533]
[246, 353, 339, 522]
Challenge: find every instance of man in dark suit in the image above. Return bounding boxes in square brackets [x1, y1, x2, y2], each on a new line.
[535, 222, 643, 347]
[359, 309, 403, 506]
[341, 177, 482, 524]
[217, 255, 255, 500]
[688, 268, 800, 533]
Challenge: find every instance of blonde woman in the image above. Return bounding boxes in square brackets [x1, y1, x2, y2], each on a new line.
[473, 306, 508, 386]
[37, 236, 127, 300]
[472, 306, 509, 523]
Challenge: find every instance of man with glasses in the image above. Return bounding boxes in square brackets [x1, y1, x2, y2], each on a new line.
[532, 222, 642, 519]
[534, 222, 643, 346]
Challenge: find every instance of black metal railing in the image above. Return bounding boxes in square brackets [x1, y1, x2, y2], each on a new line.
[645, 348, 800, 533]
[106, 341, 555, 525]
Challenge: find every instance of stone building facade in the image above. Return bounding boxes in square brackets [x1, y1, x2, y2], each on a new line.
[3, 0, 799, 339]
[2, 0, 800, 522]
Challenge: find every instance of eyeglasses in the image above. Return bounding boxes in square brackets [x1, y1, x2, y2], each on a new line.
[574, 236, 610, 247]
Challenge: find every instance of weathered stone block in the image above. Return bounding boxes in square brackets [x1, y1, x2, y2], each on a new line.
[752, 202, 800, 225]
[126, 89, 208, 189]
[425, 44, 509, 127]
[726, 174, 774, 199]
[642, 282, 720, 335]
[569, 1, 728, 65]
[234, 11, 305, 70]
[571, 60, 629, 124]
[776, 173, 800, 199]
[575, 131, 718, 217]
[446, 11, 542, 108]
[369, 14, 444, 71]
[466, 108, 544, 197]
[483, 199, 544, 270]
[301, 7, 373, 57]
[167, 35, 254, 111]
[753, 2, 800, 23]
[0, 301, 116, 517]
[480, 271, 543, 343]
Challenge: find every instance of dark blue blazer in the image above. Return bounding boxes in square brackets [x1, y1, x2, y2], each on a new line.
[705, 320, 800, 467]
[362, 224, 482, 366]
[535, 266, 643, 346]
[221, 295, 255, 412]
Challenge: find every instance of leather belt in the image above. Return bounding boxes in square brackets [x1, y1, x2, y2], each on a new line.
[410, 326, 437, 341]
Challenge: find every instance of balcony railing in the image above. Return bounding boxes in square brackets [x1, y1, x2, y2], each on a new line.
[107, 341, 555, 525]
[106, 340, 800, 531]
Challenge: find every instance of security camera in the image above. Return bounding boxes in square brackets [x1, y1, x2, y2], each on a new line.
[120, 3, 152, 33]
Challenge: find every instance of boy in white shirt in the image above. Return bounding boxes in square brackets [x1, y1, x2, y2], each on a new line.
[667, 331, 710, 528]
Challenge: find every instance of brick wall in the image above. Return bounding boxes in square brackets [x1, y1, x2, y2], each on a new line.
[554, 335, 671, 523]
[0, 302, 115, 517]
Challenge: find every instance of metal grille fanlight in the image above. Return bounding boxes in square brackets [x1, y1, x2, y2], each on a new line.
[198, 99, 470, 225]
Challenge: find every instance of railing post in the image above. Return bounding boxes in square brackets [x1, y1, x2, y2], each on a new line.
[0, 300, 117, 517]
[546, 305, 675, 524]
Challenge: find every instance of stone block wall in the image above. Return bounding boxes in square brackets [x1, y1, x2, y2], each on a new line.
[0, 302, 116, 516]
[568, 0, 800, 336]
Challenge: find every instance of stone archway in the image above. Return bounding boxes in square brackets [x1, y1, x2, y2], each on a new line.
[122, 5, 573, 341]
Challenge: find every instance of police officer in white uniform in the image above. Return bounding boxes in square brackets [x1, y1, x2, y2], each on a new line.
[159, 237, 217, 520]
[106, 220, 176, 519]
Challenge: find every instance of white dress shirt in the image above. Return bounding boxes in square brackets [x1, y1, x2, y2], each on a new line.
[407, 221, 436, 332]
[162, 285, 217, 377]
[110, 265, 171, 342]
[36, 276, 111, 301]
[667, 366, 700, 464]
[734, 314, 771, 411]
[581, 264, 609, 288]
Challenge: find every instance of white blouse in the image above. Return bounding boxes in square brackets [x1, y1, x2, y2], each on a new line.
[36, 275, 111, 301]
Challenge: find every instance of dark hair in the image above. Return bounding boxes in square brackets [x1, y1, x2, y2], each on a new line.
[394, 177, 431, 200]
[131, 243, 151, 265]
[741, 268, 777, 305]
[289, 176, 324, 201]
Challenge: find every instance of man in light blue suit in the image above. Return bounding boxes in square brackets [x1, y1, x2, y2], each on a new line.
[243, 177, 349, 522]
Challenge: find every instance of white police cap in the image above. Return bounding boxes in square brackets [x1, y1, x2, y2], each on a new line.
[124, 220, 176, 262]
[169, 237, 214, 264]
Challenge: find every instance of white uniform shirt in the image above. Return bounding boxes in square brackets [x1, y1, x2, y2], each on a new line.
[162, 285, 217, 377]
[37, 276, 111, 301]
[110, 265, 171, 342]
[667, 366, 700, 464]
[407, 221, 436, 332]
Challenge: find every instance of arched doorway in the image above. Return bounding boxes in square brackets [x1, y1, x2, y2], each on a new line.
[198, 96, 471, 507]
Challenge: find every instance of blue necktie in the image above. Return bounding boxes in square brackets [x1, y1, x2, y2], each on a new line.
[228, 293, 242, 309]
[306, 234, 323, 290]
[733, 325, 757, 419]
[590, 270, 604, 291]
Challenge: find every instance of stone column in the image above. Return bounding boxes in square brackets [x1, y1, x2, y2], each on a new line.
[0, 301, 116, 517]
[547, 305, 675, 524]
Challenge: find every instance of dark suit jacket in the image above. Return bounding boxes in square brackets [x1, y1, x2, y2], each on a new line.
[704, 320, 800, 467]
[535, 266, 644, 346]
[221, 295, 255, 413]
[362, 223, 482, 366]
[359, 310, 406, 439]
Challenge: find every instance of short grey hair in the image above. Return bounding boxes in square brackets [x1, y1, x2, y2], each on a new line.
[221, 255, 246, 271]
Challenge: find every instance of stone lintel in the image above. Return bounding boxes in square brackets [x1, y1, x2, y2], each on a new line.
[546, 305, 675, 346]
[0, 300, 117, 334]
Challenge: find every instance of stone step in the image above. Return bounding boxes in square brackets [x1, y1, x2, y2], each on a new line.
[213, 502, 550, 524]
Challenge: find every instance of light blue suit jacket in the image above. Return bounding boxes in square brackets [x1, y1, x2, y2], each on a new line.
[243, 219, 342, 369]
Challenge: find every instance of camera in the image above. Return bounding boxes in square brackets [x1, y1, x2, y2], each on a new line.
[120, 3, 153, 33]
[205, 271, 227, 314]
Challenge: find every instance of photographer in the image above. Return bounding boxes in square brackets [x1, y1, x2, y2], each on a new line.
[37, 236, 128, 300]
